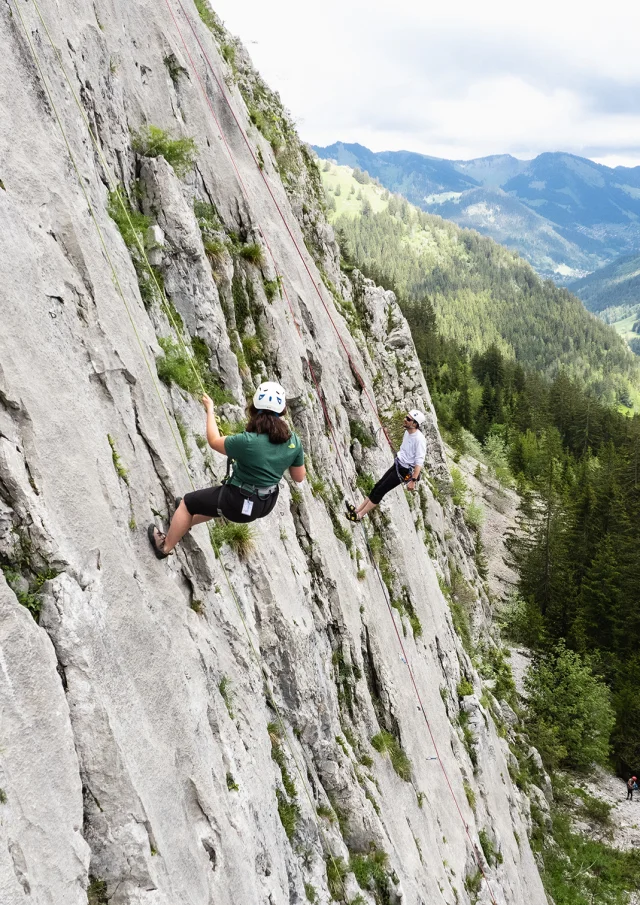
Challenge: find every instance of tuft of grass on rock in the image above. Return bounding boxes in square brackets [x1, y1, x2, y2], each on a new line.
[87, 878, 109, 905]
[238, 242, 264, 265]
[218, 676, 234, 718]
[131, 125, 197, 177]
[350, 848, 389, 900]
[325, 854, 348, 901]
[226, 772, 239, 791]
[209, 522, 256, 559]
[370, 730, 412, 781]
[276, 788, 299, 840]
[107, 434, 129, 484]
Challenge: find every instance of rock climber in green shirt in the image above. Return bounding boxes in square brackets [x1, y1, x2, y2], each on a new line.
[148, 381, 306, 558]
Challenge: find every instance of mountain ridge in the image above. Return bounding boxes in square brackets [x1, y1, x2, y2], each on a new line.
[314, 141, 640, 283]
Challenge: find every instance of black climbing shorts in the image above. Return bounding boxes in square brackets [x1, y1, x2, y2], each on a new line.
[183, 484, 279, 523]
[369, 461, 412, 505]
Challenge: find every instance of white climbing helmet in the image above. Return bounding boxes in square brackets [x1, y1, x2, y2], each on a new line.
[408, 409, 426, 426]
[253, 381, 286, 414]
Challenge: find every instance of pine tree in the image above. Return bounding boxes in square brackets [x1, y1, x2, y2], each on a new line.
[454, 380, 472, 430]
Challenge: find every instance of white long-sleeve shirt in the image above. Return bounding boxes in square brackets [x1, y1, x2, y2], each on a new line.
[397, 430, 427, 469]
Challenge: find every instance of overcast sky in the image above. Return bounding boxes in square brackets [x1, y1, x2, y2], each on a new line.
[211, 0, 640, 167]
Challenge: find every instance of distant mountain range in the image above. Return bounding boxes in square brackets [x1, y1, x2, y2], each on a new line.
[312, 142, 640, 285]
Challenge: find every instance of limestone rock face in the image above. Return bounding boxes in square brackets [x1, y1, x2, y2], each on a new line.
[0, 2, 547, 904]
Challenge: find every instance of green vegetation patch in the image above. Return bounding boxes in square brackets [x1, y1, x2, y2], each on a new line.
[87, 879, 109, 905]
[107, 434, 129, 484]
[350, 848, 389, 904]
[276, 788, 299, 840]
[132, 125, 197, 177]
[209, 522, 256, 559]
[349, 419, 375, 448]
[478, 829, 503, 867]
[370, 729, 412, 781]
[107, 187, 164, 308]
[524, 643, 615, 772]
[1, 533, 59, 622]
[325, 855, 348, 901]
[532, 803, 640, 905]
[218, 675, 234, 719]
[156, 336, 236, 405]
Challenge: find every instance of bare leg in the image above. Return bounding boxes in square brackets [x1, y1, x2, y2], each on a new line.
[161, 501, 205, 554]
[192, 515, 213, 526]
[355, 498, 377, 520]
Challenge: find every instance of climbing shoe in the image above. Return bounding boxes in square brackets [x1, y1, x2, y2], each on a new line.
[148, 524, 170, 559]
[344, 503, 360, 522]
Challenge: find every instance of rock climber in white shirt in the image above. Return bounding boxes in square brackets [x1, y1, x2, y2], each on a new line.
[345, 409, 427, 521]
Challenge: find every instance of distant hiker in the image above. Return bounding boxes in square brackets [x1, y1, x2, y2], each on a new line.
[345, 409, 427, 522]
[627, 777, 638, 801]
[148, 382, 306, 558]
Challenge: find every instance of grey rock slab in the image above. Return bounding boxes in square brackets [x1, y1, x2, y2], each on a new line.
[0, 575, 89, 905]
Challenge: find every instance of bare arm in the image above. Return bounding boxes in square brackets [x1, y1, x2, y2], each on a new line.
[202, 394, 227, 455]
[407, 463, 422, 490]
[289, 464, 306, 483]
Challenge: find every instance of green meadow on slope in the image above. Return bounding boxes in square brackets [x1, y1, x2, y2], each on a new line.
[319, 160, 639, 406]
[569, 253, 640, 355]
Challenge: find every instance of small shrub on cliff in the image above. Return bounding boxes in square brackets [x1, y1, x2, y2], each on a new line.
[356, 472, 375, 497]
[132, 125, 197, 177]
[479, 829, 503, 866]
[107, 188, 164, 308]
[263, 277, 281, 301]
[209, 522, 256, 559]
[325, 855, 348, 901]
[218, 676, 234, 718]
[464, 780, 476, 811]
[350, 848, 389, 901]
[238, 242, 264, 265]
[450, 466, 468, 506]
[156, 336, 235, 405]
[380, 410, 406, 451]
[87, 878, 109, 905]
[349, 419, 375, 449]
[371, 730, 412, 781]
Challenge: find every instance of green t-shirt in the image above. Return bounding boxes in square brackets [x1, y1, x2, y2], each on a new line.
[224, 431, 304, 489]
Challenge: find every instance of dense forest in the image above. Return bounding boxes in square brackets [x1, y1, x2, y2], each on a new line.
[330, 169, 640, 772]
[323, 163, 638, 407]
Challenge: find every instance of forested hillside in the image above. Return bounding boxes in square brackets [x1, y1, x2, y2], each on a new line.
[570, 253, 640, 354]
[315, 143, 640, 282]
[319, 161, 639, 406]
[320, 160, 640, 773]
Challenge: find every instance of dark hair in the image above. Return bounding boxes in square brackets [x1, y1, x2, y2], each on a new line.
[245, 403, 291, 444]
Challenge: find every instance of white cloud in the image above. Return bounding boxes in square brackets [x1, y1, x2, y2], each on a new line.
[210, 0, 640, 163]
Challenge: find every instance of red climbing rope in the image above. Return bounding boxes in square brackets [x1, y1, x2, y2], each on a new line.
[163, 0, 356, 490]
[162, 4, 502, 900]
[172, 0, 395, 454]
